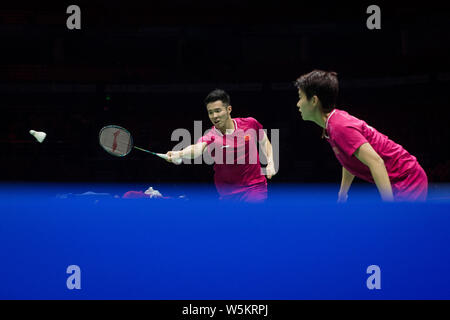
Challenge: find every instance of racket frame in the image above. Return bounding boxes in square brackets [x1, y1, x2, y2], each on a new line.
[99, 125, 181, 164]
[98, 125, 134, 157]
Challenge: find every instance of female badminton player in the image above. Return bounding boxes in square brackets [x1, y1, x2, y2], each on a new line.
[166, 89, 276, 202]
[295, 70, 428, 202]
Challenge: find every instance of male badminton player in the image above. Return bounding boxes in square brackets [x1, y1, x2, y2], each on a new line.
[166, 89, 276, 202]
[295, 70, 428, 202]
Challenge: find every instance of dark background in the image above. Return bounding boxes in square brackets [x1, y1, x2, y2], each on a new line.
[1, 1, 449, 185]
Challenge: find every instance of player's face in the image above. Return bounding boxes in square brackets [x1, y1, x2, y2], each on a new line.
[207, 101, 231, 129]
[297, 89, 316, 121]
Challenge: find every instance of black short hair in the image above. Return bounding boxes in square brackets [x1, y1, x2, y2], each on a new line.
[204, 89, 230, 106]
[294, 70, 339, 113]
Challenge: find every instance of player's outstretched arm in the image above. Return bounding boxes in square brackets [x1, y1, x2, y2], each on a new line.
[354, 143, 394, 202]
[338, 167, 355, 203]
[165, 142, 207, 163]
[260, 131, 276, 179]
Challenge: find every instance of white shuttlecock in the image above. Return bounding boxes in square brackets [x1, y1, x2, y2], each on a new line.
[144, 187, 163, 198]
[29, 130, 47, 143]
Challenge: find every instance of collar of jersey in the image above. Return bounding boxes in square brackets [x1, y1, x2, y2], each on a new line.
[214, 119, 238, 136]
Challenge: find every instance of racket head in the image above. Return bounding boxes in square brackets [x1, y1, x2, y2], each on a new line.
[99, 125, 134, 157]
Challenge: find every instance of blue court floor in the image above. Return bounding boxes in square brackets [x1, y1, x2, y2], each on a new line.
[1, 183, 449, 299]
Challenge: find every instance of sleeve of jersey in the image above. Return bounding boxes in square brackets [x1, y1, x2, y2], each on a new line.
[332, 124, 368, 157]
[196, 130, 216, 146]
[247, 117, 264, 142]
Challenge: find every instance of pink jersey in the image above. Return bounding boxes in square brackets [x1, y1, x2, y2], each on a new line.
[197, 117, 267, 198]
[325, 109, 427, 201]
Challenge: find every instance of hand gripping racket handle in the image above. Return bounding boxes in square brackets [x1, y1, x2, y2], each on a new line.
[156, 153, 182, 165]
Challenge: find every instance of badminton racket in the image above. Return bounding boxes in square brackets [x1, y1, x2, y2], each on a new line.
[98, 125, 182, 164]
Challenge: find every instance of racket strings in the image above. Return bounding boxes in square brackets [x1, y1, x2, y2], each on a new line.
[100, 129, 133, 155]
[102, 140, 131, 151]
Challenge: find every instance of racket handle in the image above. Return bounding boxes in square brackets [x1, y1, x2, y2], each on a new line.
[156, 153, 182, 165]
